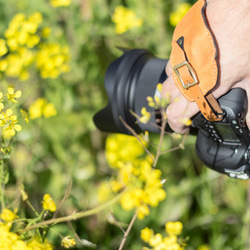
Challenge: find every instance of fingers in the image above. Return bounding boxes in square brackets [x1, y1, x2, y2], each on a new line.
[161, 67, 199, 134]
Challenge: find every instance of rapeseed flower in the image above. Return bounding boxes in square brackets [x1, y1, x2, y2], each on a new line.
[165, 221, 183, 236]
[6, 87, 22, 103]
[147, 83, 170, 109]
[112, 6, 143, 34]
[0, 39, 8, 56]
[50, 0, 71, 8]
[36, 43, 70, 79]
[61, 236, 76, 248]
[0, 109, 16, 126]
[141, 227, 154, 243]
[42, 194, 57, 212]
[140, 107, 151, 124]
[4, 118, 22, 136]
[0, 208, 17, 222]
[105, 133, 147, 168]
[5, 12, 42, 51]
[141, 221, 186, 249]
[28, 98, 57, 119]
[112, 160, 166, 220]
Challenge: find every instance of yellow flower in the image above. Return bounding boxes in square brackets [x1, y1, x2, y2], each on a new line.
[105, 134, 147, 168]
[0, 208, 17, 222]
[42, 194, 57, 212]
[139, 107, 151, 124]
[0, 59, 8, 71]
[0, 109, 16, 126]
[28, 98, 46, 119]
[165, 221, 183, 236]
[4, 119, 22, 136]
[112, 6, 143, 34]
[137, 204, 150, 220]
[6, 87, 22, 103]
[50, 0, 71, 8]
[148, 233, 163, 247]
[43, 103, 57, 118]
[28, 98, 57, 119]
[61, 236, 76, 249]
[27, 237, 53, 250]
[141, 227, 154, 243]
[170, 3, 191, 27]
[0, 39, 8, 56]
[113, 160, 166, 219]
[5, 12, 43, 51]
[36, 43, 70, 78]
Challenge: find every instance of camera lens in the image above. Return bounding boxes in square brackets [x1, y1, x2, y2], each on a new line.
[93, 49, 168, 134]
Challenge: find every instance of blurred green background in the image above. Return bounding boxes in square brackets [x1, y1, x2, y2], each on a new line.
[1, 0, 249, 249]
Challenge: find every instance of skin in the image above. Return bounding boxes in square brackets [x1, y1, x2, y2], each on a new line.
[161, 0, 250, 133]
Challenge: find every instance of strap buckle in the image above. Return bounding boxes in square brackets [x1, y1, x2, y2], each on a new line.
[173, 61, 198, 89]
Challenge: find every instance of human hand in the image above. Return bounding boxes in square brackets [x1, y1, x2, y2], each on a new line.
[162, 0, 250, 133]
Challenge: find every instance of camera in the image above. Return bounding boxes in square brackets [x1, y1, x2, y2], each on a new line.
[94, 48, 250, 180]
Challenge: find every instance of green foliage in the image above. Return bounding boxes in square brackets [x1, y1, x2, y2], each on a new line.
[0, 0, 249, 249]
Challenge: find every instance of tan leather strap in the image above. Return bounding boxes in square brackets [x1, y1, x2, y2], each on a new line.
[170, 0, 223, 121]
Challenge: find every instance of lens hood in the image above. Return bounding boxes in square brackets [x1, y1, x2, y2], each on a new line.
[94, 48, 167, 134]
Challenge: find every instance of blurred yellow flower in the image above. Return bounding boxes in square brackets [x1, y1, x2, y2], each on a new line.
[36, 43, 70, 79]
[0, 59, 8, 71]
[141, 221, 186, 249]
[28, 98, 57, 119]
[5, 12, 42, 51]
[42, 194, 57, 212]
[112, 6, 143, 34]
[112, 160, 166, 220]
[43, 103, 57, 118]
[140, 107, 151, 124]
[165, 221, 183, 236]
[0, 208, 17, 222]
[170, 3, 191, 27]
[6, 87, 22, 103]
[27, 238, 53, 250]
[0, 221, 54, 249]
[105, 133, 147, 168]
[4, 119, 22, 137]
[0, 39, 8, 56]
[50, 0, 71, 8]
[141, 227, 154, 243]
[61, 236, 76, 249]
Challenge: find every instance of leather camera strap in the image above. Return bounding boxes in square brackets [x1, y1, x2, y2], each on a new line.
[170, 0, 223, 121]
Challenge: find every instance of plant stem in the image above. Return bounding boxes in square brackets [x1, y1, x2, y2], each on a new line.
[153, 108, 167, 167]
[19, 193, 121, 234]
[118, 212, 137, 250]
[0, 159, 5, 209]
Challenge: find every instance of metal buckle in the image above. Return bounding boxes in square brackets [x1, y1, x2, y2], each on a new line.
[173, 61, 198, 89]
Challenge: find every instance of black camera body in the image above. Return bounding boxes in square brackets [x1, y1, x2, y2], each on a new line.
[193, 88, 250, 179]
[94, 49, 250, 179]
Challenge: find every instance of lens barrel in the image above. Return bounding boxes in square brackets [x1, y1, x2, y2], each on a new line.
[93, 49, 167, 134]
